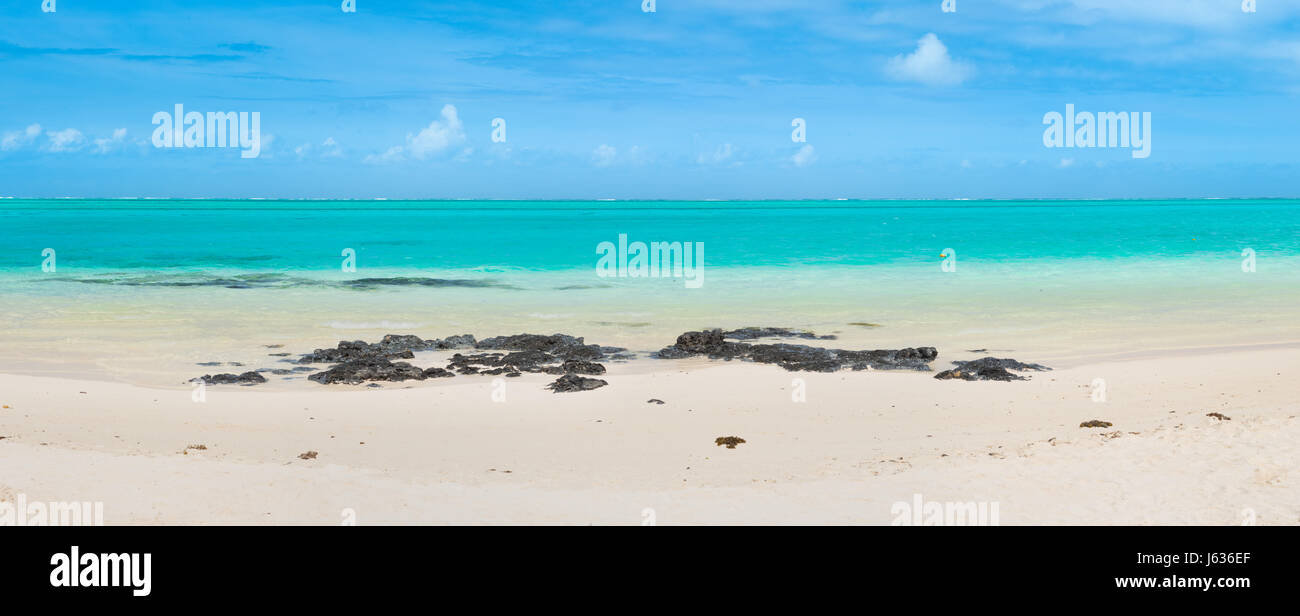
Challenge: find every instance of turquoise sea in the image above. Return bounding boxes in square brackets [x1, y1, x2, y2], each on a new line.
[2, 199, 1298, 274]
[1, 199, 1297, 383]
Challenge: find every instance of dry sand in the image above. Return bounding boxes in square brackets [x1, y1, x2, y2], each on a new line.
[1, 345, 1297, 525]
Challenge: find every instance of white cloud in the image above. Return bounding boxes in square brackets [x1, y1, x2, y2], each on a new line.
[406, 104, 465, 159]
[696, 143, 734, 165]
[792, 144, 817, 167]
[321, 137, 343, 158]
[364, 146, 405, 164]
[45, 128, 86, 153]
[592, 144, 617, 167]
[368, 104, 465, 163]
[1058, 157, 1076, 168]
[93, 128, 127, 153]
[885, 33, 973, 86]
[2, 124, 41, 151]
[297, 137, 344, 159]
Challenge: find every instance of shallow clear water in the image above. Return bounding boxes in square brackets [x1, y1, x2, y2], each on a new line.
[1, 199, 1297, 384]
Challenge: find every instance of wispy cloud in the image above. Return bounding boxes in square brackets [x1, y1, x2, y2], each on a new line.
[93, 128, 128, 153]
[792, 144, 816, 167]
[44, 128, 86, 153]
[592, 144, 618, 167]
[1, 124, 41, 151]
[219, 42, 272, 53]
[297, 137, 344, 159]
[0, 40, 115, 57]
[696, 143, 734, 165]
[118, 53, 244, 63]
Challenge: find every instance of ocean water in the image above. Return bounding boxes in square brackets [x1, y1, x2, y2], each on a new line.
[3, 199, 1299, 272]
[1, 199, 1298, 383]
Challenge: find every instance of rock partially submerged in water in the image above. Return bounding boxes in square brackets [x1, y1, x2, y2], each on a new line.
[299, 334, 477, 363]
[933, 357, 1051, 381]
[721, 327, 836, 341]
[653, 329, 936, 372]
[545, 374, 608, 393]
[476, 333, 630, 361]
[308, 358, 427, 384]
[193, 371, 267, 385]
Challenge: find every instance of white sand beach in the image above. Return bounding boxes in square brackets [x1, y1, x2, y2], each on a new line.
[2, 343, 1296, 525]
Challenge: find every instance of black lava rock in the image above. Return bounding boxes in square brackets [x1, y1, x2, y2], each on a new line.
[308, 358, 428, 385]
[560, 360, 606, 375]
[193, 371, 267, 385]
[723, 327, 836, 341]
[545, 374, 608, 393]
[933, 357, 1049, 381]
[653, 328, 936, 372]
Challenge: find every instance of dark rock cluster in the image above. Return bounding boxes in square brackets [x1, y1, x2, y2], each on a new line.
[437, 334, 629, 377]
[307, 358, 429, 385]
[545, 374, 609, 393]
[720, 327, 836, 341]
[475, 333, 631, 361]
[933, 357, 1052, 381]
[193, 327, 1044, 393]
[653, 329, 936, 372]
[298, 333, 476, 363]
[192, 371, 267, 385]
[283, 332, 627, 388]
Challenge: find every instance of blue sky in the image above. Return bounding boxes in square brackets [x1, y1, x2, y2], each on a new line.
[1, 0, 1299, 199]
